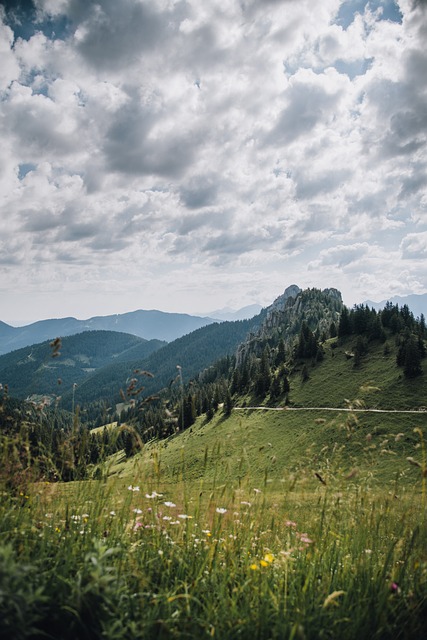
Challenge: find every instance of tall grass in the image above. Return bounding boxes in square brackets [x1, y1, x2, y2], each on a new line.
[1, 417, 427, 639]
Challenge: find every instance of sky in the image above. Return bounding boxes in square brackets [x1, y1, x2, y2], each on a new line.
[0, 0, 426, 325]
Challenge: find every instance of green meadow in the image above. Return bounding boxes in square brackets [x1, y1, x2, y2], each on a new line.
[2, 400, 427, 639]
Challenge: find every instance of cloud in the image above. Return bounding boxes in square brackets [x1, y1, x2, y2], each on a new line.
[264, 68, 347, 146]
[400, 232, 427, 259]
[0, 0, 426, 323]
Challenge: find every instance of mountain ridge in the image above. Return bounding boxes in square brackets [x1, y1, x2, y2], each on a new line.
[0, 309, 217, 356]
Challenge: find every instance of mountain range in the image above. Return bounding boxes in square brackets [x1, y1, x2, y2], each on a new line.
[0, 310, 217, 356]
[1, 284, 426, 414]
[364, 293, 427, 319]
[1, 292, 425, 358]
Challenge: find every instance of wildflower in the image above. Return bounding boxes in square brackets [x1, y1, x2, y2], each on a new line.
[250, 563, 259, 571]
[163, 516, 172, 521]
[109, 511, 116, 517]
[133, 508, 143, 514]
[241, 501, 252, 507]
[260, 560, 269, 567]
[128, 485, 140, 492]
[390, 582, 400, 594]
[145, 491, 163, 499]
[216, 507, 227, 514]
[253, 488, 262, 494]
[285, 520, 297, 528]
[158, 549, 164, 556]
[164, 501, 177, 508]
[299, 533, 313, 544]
[178, 514, 193, 519]
[264, 553, 274, 564]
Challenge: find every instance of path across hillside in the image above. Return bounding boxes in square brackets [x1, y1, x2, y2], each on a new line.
[233, 406, 427, 414]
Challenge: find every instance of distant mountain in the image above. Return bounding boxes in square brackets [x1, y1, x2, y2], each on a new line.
[0, 330, 165, 401]
[0, 310, 217, 356]
[364, 293, 427, 319]
[208, 304, 263, 322]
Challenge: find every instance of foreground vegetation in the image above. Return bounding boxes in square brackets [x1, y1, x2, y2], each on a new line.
[1, 405, 427, 639]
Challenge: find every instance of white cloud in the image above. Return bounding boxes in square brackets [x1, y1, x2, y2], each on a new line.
[0, 0, 426, 323]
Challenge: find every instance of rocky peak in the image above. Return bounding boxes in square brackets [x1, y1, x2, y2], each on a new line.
[267, 284, 301, 312]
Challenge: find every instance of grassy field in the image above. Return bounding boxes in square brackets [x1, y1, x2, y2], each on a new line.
[2, 331, 427, 638]
[2, 400, 427, 639]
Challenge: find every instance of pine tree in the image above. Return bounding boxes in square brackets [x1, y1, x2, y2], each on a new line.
[403, 337, 423, 378]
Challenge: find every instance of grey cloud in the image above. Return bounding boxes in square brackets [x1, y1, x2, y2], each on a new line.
[364, 71, 427, 160]
[21, 209, 61, 233]
[176, 209, 234, 235]
[294, 168, 351, 200]
[179, 175, 219, 209]
[4, 93, 77, 158]
[88, 234, 130, 252]
[202, 229, 277, 257]
[71, 0, 169, 71]
[59, 220, 100, 242]
[348, 192, 384, 216]
[319, 244, 369, 268]
[399, 167, 427, 200]
[265, 80, 342, 146]
[400, 233, 427, 260]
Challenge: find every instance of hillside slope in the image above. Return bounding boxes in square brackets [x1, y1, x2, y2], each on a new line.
[0, 331, 165, 401]
[115, 332, 427, 489]
[69, 317, 260, 408]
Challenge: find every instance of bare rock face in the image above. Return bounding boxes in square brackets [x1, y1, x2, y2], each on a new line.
[267, 284, 301, 312]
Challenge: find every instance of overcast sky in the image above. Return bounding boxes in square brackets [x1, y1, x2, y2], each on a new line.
[0, 0, 426, 324]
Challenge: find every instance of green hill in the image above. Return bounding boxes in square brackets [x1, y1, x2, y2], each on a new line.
[113, 332, 427, 490]
[67, 317, 261, 409]
[112, 289, 426, 487]
[0, 330, 165, 403]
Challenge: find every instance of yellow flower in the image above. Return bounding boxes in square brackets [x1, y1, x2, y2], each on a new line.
[264, 553, 274, 564]
[250, 563, 259, 571]
[260, 560, 269, 567]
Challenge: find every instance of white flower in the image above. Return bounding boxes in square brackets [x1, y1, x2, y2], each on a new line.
[128, 485, 140, 492]
[164, 501, 177, 508]
[216, 507, 227, 514]
[178, 514, 192, 519]
[145, 491, 163, 499]
[133, 508, 143, 514]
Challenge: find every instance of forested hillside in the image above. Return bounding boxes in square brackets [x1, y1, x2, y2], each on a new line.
[0, 331, 165, 402]
[67, 316, 260, 409]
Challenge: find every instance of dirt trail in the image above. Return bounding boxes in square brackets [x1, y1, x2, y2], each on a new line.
[233, 406, 427, 414]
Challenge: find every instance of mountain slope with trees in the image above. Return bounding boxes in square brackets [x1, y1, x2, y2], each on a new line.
[0, 331, 165, 403]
